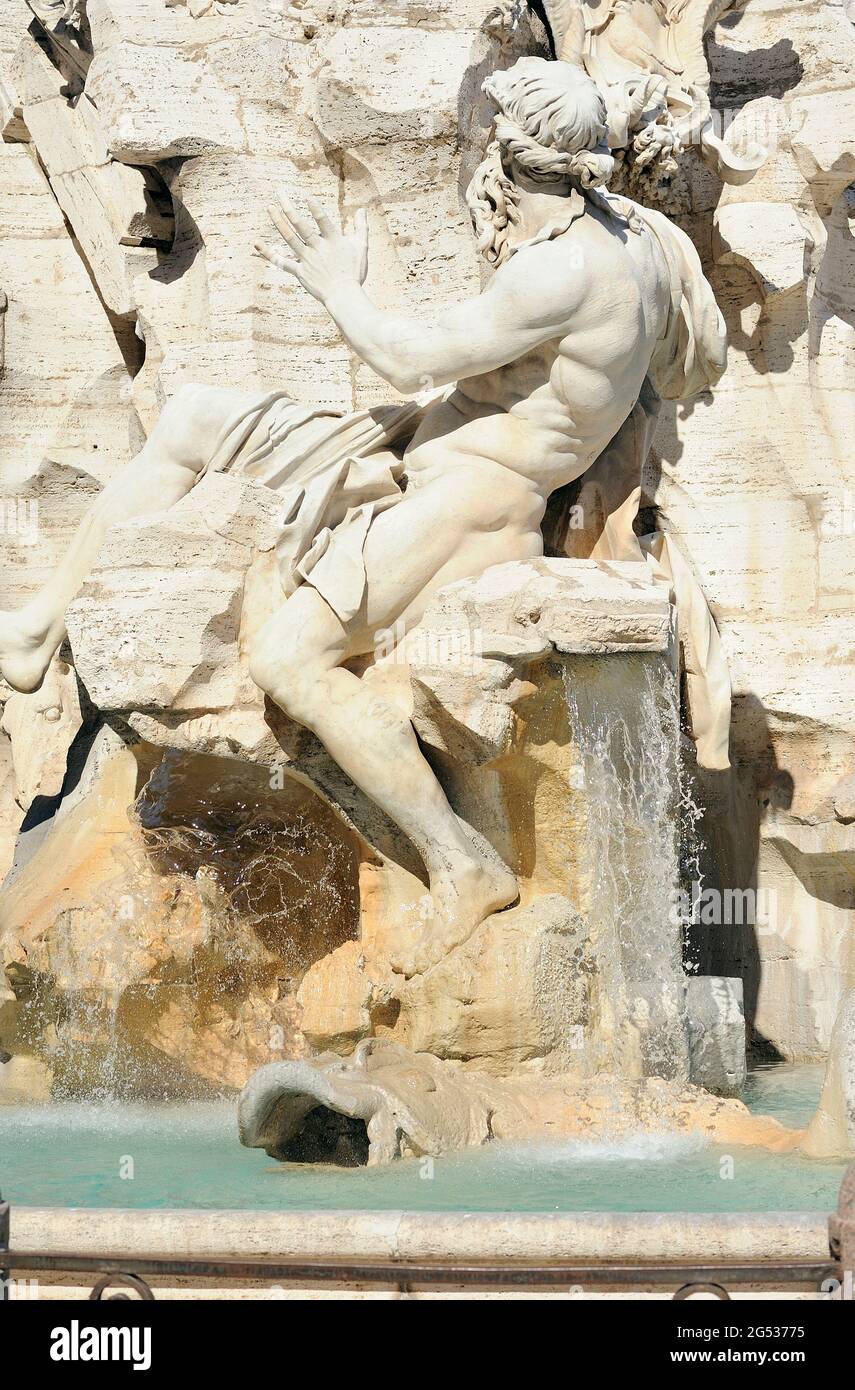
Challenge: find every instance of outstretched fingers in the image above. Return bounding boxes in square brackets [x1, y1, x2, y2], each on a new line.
[305, 195, 336, 238]
[276, 188, 319, 245]
[253, 239, 303, 283]
[267, 204, 304, 255]
[256, 189, 360, 297]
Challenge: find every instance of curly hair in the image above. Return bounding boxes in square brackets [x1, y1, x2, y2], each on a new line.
[467, 58, 617, 267]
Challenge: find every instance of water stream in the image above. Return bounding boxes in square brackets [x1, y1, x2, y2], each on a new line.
[564, 654, 690, 1080]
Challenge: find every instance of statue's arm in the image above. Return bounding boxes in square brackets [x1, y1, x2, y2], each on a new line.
[324, 250, 582, 393]
[256, 195, 583, 394]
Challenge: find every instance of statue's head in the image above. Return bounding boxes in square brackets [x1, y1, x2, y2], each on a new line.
[484, 57, 612, 186]
[467, 57, 615, 267]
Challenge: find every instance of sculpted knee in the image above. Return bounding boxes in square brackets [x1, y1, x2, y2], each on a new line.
[247, 639, 280, 699]
[155, 384, 225, 471]
[157, 383, 209, 430]
[248, 640, 325, 728]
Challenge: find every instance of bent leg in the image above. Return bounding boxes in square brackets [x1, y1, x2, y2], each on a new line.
[0, 384, 244, 691]
[251, 583, 518, 976]
[250, 468, 541, 973]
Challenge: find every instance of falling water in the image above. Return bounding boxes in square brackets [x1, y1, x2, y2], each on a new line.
[16, 755, 357, 1102]
[564, 653, 690, 1081]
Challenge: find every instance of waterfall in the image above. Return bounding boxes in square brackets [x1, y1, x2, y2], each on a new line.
[564, 653, 690, 1081]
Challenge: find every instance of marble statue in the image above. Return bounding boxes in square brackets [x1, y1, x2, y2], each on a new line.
[0, 54, 727, 976]
[541, 0, 766, 187]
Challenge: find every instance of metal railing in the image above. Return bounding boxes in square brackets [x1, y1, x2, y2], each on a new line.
[0, 1195, 848, 1300]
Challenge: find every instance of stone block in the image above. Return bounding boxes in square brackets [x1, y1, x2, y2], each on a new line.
[686, 975, 747, 1097]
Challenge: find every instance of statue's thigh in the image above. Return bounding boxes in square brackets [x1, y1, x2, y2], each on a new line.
[150, 383, 261, 473]
[358, 471, 542, 640]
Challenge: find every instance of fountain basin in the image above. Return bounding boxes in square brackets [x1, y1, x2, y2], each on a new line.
[0, 1066, 843, 1213]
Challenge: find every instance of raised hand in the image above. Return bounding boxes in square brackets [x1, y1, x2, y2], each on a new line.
[255, 189, 369, 305]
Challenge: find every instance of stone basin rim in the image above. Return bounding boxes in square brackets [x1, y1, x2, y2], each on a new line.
[6, 1207, 831, 1262]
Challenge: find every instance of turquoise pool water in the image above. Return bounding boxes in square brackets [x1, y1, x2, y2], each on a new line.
[0, 1064, 846, 1212]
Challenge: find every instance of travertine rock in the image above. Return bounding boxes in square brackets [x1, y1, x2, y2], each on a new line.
[801, 989, 855, 1158]
[0, 1052, 52, 1104]
[86, 47, 246, 163]
[295, 938, 397, 1053]
[13, 34, 173, 318]
[0, 716, 16, 880]
[0, 657, 82, 813]
[395, 895, 591, 1076]
[65, 472, 284, 761]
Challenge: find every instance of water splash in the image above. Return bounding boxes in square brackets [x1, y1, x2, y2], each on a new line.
[494, 1130, 709, 1165]
[676, 759, 707, 975]
[14, 754, 357, 1102]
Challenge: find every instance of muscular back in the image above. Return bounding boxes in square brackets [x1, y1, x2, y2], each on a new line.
[404, 198, 673, 496]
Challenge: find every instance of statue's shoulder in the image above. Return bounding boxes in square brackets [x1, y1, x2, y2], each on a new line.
[509, 200, 641, 289]
[506, 188, 588, 264]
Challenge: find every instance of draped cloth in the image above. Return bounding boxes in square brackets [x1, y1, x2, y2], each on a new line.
[618, 203, 732, 771]
[198, 393, 422, 623]
[634, 200, 728, 402]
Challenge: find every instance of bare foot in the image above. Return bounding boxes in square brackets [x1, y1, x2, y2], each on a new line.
[0, 609, 59, 693]
[392, 852, 518, 978]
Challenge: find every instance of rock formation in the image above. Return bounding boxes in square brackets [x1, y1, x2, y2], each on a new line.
[238, 1038, 799, 1167]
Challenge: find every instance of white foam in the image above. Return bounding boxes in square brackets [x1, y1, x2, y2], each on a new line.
[462, 1130, 709, 1168]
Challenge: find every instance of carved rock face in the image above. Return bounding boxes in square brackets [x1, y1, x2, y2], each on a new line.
[0, 658, 82, 813]
[237, 1036, 801, 1167]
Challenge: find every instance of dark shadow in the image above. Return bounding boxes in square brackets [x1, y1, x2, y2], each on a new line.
[4, 702, 159, 889]
[684, 691, 795, 1063]
[25, 15, 90, 96]
[272, 1108, 370, 1167]
[147, 173, 203, 286]
[16, 719, 101, 837]
[528, 1, 558, 57]
[708, 35, 804, 109]
[708, 261, 805, 378]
